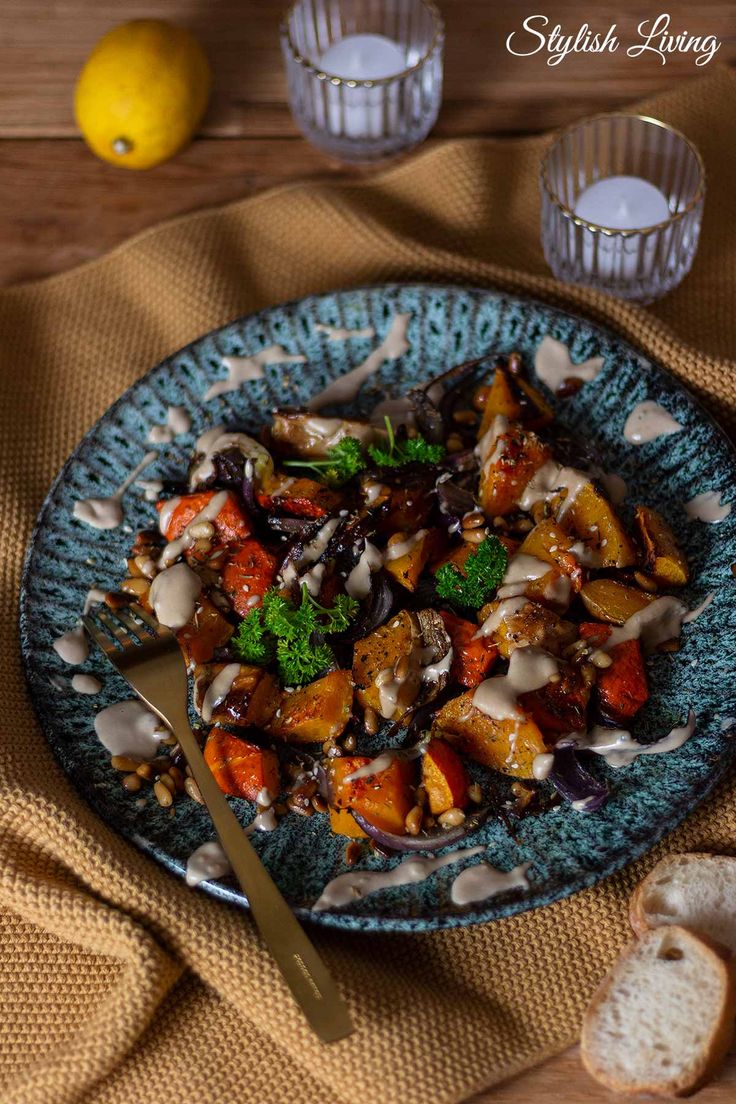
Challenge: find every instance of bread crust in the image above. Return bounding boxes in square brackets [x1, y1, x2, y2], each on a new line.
[581, 926, 736, 1097]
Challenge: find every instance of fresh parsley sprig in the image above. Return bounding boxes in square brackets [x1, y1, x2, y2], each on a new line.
[367, 417, 446, 468]
[283, 437, 366, 487]
[435, 534, 508, 611]
[232, 584, 359, 686]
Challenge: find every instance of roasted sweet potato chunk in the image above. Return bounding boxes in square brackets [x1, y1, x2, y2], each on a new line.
[519, 662, 591, 734]
[422, 738, 469, 814]
[222, 540, 278, 617]
[384, 528, 445, 591]
[159, 491, 252, 544]
[266, 669, 353, 744]
[634, 506, 689, 587]
[595, 639, 649, 722]
[478, 425, 553, 517]
[439, 610, 498, 688]
[204, 727, 279, 800]
[433, 692, 547, 779]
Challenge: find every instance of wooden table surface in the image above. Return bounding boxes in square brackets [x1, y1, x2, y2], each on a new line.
[6, 1, 736, 1099]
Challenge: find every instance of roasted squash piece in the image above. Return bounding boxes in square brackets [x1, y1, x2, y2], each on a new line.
[519, 518, 585, 583]
[477, 365, 554, 435]
[270, 412, 375, 458]
[204, 727, 280, 800]
[378, 477, 435, 534]
[267, 669, 353, 744]
[176, 594, 234, 665]
[519, 662, 591, 734]
[439, 610, 498, 688]
[194, 663, 265, 726]
[383, 528, 445, 591]
[595, 639, 649, 722]
[478, 425, 553, 517]
[159, 490, 252, 543]
[329, 807, 368, 838]
[580, 578, 655, 625]
[327, 756, 415, 836]
[221, 540, 278, 617]
[422, 738, 469, 814]
[634, 506, 689, 587]
[562, 482, 636, 568]
[353, 609, 423, 721]
[243, 671, 280, 729]
[433, 692, 546, 779]
[481, 598, 577, 659]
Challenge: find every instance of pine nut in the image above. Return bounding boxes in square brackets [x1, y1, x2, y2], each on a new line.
[363, 707, 379, 735]
[462, 511, 486, 530]
[462, 527, 487, 544]
[311, 794, 328, 814]
[167, 765, 185, 790]
[393, 654, 409, 681]
[111, 755, 141, 772]
[446, 433, 464, 453]
[438, 807, 466, 828]
[133, 554, 157, 579]
[188, 521, 215, 540]
[590, 649, 613, 668]
[514, 517, 534, 533]
[184, 777, 204, 804]
[122, 773, 141, 793]
[136, 762, 154, 780]
[345, 842, 362, 866]
[453, 409, 477, 425]
[154, 780, 173, 807]
[422, 814, 436, 831]
[492, 516, 508, 530]
[342, 732, 356, 753]
[405, 806, 423, 836]
[157, 772, 176, 794]
[467, 782, 482, 804]
[121, 577, 149, 597]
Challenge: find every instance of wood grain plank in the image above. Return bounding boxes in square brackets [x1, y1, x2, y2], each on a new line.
[0, 1, 734, 137]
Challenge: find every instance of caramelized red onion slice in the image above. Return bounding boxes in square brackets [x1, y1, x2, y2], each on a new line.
[548, 747, 608, 813]
[352, 806, 490, 853]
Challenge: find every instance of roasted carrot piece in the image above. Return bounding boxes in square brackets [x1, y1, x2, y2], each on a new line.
[421, 737, 469, 815]
[158, 490, 251, 543]
[579, 622, 613, 648]
[176, 594, 234, 665]
[203, 727, 279, 800]
[596, 639, 649, 723]
[519, 662, 591, 734]
[222, 540, 278, 617]
[439, 610, 498, 688]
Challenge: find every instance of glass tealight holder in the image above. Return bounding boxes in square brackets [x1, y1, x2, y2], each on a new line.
[540, 114, 705, 302]
[281, 0, 444, 163]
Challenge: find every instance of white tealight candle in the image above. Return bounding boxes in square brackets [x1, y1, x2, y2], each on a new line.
[319, 33, 407, 140]
[573, 175, 671, 281]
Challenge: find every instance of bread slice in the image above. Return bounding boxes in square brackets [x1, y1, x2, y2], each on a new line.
[581, 926, 735, 1096]
[630, 852, 736, 954]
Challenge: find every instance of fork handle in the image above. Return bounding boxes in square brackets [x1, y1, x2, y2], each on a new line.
[168, 709, 354, 1043]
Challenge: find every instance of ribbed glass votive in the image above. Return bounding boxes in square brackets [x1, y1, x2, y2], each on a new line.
[281, 0, 444, 163]
[540, 114, 705, 302]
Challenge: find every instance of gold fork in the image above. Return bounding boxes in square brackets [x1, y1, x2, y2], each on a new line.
[82, 601, 353, 1043]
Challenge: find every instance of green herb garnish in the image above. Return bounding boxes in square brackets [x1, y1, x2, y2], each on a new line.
[283, 437, 366, 487]
[435, 534, 508, 611]
[367, 417, 446, 469]
[232, 585, 359, 686]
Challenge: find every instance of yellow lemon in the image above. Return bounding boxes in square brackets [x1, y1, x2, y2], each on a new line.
[75, 20, 211, 170]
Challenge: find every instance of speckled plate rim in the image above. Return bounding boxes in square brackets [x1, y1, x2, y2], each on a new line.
[18, 281, 736, 933]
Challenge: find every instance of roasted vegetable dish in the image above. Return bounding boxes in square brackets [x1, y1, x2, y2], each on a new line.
[104, 352, 693, 853]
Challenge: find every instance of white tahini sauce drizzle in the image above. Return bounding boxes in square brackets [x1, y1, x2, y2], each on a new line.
[683, 592, 715, 624]
[475, 597, 529, 639]
[346, 541, 383, 599]
[94, 700, 170, 759]
[159, 489, 229, 567]
[137, 479, 164, 502]
[566, 709, 696, 768]
[473, 647, 559, 721]
[623, 401, 683, 445]
[518, 461, 590, 517]
[605, 596, 688, 652]
[385, 529, 428, 562]
[450, 861, 530, 907]
[186, 841, 231, 887]
[534, 336, 603, 393]
[189, 427, 272, 488]
[370, 395, 416, 429]
[245, 789, 278, 834]
[149, 563, 202, 628]
[201, 663, 241, 724]
[684, 491, 732, 524]
[308, 312, 411, 411]
[71, 673, 101, 695]
[291, 416, 376, 455]
[497, 553, 553, 600]
[312, 845, 486, 912]
[73, 451, 157, 530]
[148, 405, 192, 445]
[53, 624, 88, 665]
[204, 345, 306, 402]
[280, 517, 342, 589]
[314, 322, 376, 341]
[343, 738, 430, 784]
[532, 752, 554, 780]
[475, 414, 508, 465]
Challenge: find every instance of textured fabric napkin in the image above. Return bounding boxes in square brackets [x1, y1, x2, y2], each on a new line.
[2, 65, 736, 1104]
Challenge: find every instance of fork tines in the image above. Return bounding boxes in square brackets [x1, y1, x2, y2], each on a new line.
[82, 602, 169, 654]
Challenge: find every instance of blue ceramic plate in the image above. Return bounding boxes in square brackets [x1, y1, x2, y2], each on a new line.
[20, 284, 736, 932]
